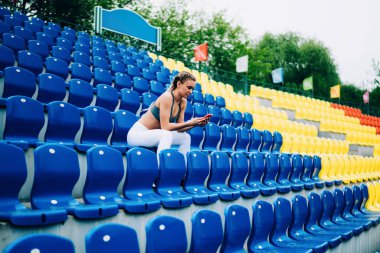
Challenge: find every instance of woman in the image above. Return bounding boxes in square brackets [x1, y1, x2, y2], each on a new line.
[127, 71, 208, 161]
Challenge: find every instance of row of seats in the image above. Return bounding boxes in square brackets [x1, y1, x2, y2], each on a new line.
[0, 141, 329, 226]
[3, 185, 380, 253]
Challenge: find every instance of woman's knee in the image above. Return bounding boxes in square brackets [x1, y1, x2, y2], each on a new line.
[160, 130, 173, 142]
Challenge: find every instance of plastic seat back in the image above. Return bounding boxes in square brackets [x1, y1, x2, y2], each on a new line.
[272, 131, 283, 152]
[3, 66, 36, 98]
[312, 155, 322, 182]
[17, 50, 43, 76]
[188, 126, 203, 150]
[230, 152, 249, 187]
[248, 129, 262, 152]
[111, 110, 138, 147]
[28, 40, 49, 60]
[301, 155, 314, 182]
[208, 151, 231, 187]
[93, 55, 109, 70]
[142, 92, 158, 112]
[2, 33, 25, 53]
[204, 93, 215, 106]
[115, 72, 132, 91]
[56, 37, 73, 52]
[232, 110, 243, 127]
[248, 200, 274, 250]
[260, 130, 273, 153]
[184, 150, 210, 190]
[247, 152, 265, 186]
[37, 73, 67, 103]
[95, 84, 119, 111]
[184, 102, 193, 121]
[150, 80, 165, 96]
[193, 102, 207, 117]
[202, 122, 220, 151]
[73, 51, 91, 67]
[93, 68, 113, 86]
[192, 90, 204, 104]
[67, 79, 93, 108]
[207, 105, 221, 124]
[80, 106, 113, 146]
[4, 234, 75, 253]
[127, 64, 142, 78]
[306, 192, 323, 230]
[120, 88, 140, 114]
[190, 210, 223, 253]
[235, 126, 250, 152]
[289, 195, 308, 236]
[216, 96, 226, 108]
[290, 154, 303, 184]
[272, 197, 293, 240]
[0, 45, 15, 74]
[278, 154, 292, 184]
[220, 124, 236, 152]
[219, 107, 232, 125]
[146, 215, 187, 253]
[36, 32, 54, 49]
[263, 153, 280, 185]
[45, 57, 69, 80]
[71, 63, 92, 83]
[243, 112, 253, 129]
[51, 46, 71, 64]
[86, 223, 139, 253]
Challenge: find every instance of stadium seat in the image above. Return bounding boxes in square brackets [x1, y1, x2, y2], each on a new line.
[32, 144, 119, 219]
[110, 110, 138, 152]
[2, 66, 36, 98]
[146, 215, 187, 253]
[188, 126, 203, 150]
[17, 50, 43, 77]
[51, 46, 71, 64]
[232, 110, 243, 128]
[207, 105, 221, 124]
[28, 40, 49, 60]
[193, 102, 207, 118]
[273, 197, 329, 252]
[189, 210, 223, 253]
[149, 62, 160, 72]
[37, 73, 67, 103]
[202, 122, 221, 152]
[108, 52, 122, 62]
[272, 131, 283, 153]
[150, 80, 165, 96]
[45, 57, 69, 80]
[36, 32, 54, 49]
[183, 151, 219, 204]
[76, 106, 113, 152]
[156, 150, 193, 208]
[156, 71, 170, 84]
[243, 112, 253, 129]
[127, 64, 142, 77]
[45, 101, 81, 147]
[56, 37, 73, 52]
[95, 84, 119, 111]
[75, 42, 90, 55]
[123, 147, 162, 213]
[123, 55, 136, 66]
[111, 60, 126, 74]
[3, 96, 44, 149]
[93, 68, 113, 86]
[301, 155, 316, 190]
[260, 130, 273, 153]
[0, 143, 68, 226]
[0, 7, 11, 20]
[70, 63, 92, 83]
[215, 96, 226, 108]
[184, 102, 194, 121]
[289, 154, 309, 190]
[204, 93, 215, 106]
[67, 79, 94, 108]
[352, 185, 380, 222]
[120, 88, 140, 114]
[115, 72, 133, 91]
[230, 152, 260, 198]
[3, 234, 75, 253]
[220, 107, 232, 125]
[248, 129, 262, 152]
[43, 26, 60, 39]
[263, 153, 291, 193]
[0, 45, 14, 77]
[279, 154, 303, 192]
[208, 151, 241, 201]
[73, 51, 91, 67]
[24, 21, 42, 35]
[235, 126, 250, 152]
[2, 33, 25, 53]
[142, 68, 156, 81]
[220, 124, 236, 153]
[312, 155, 325, 188]
[93, 56, 110, 70]
[192, 90, 204, 104]
[133, 76, 150, 95]
[3, 15, 22, 30]
[93, 48, 107, 59]
[141, 92, 158, 113]
[247, 152, 276, 196]
[85, 223, 140, 253]
[137, 59, 149, 69]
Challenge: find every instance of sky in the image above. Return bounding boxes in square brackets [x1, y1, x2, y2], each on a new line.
[150, 0, 380, 90]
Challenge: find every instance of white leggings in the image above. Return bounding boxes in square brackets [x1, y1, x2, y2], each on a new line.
[127, 121, 191, 162]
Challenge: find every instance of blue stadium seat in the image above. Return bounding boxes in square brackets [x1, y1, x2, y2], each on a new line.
[352, 185, 380, 222]
[36, 32, 54, 49]
[48, 21, 61, 33]
[67, 79, 94, 108]
[37, 73, 66, 103]
[75, 42, 90, 55]
[260, 130, 273, 153]
[51, 46, 71, 64]
[150, 80, 165, 96]
[14, 26, 33, 42]
[110, 110, 138, 152]
[0, 143, 68, 226]
[301, 155, 316, 190]
[45, 57, 69, 80]
[123, 147, 162, 212]
[220, 124, 236, 153]
[56, 37, 73, 52]
[31, 17, 44, 27]
[142, 68, 156, 81]
[290, 154, 308, 189]
[95, 84, 119, 111]
[272, 131, 283, 153]
[202, 122, 221, 152]
[193, 102, 207, 118]
[208, 151, 240, 201]
[85, 223, 140, 253]
[111, 60, 126, 74]
[248, 200, 311, 253]
[78, 31, 90, 39]
[312, 155, 325, 188]
[2, 66, 36, 98]
[24, 21, 42, 35]
[156, 71, 170, 84]
[156, 150, 193, 208]
[146, 215, 187, 253]
[13, 11, 28, 22]
[3, 15, 22, 30]
[149, 62, 160, 72]
[3, 96, 44, 149]
[32, 144, 119, 219]
[17, 50, 43, 77]
[231, 110, 243, 128]
[106, 44, 119, 54]
[230, 152, 260, 198]
[93, 48, 107, 60]
[243, 112, 253, 129]
[235, 126, 250, 152]
[0, 45, 15, 76]
[279, 154, 303, 192]
[71, 63, 92, 83]
[120, 88, 140, 114]
[93, 68, 113, 86]
[45, 101, 81, 147]
[61, 30, 75, 42]
[123, 55, 136, 66]
[220, 107, 232, 125]
[273, 197, 329, 252]
[137, 58, 149, 69]
[220, 205, 250, 253]
[183, 151, 219, 204]
[247, 152, 276, 196]
[207, 105, 220, 124]
[192, 90, 204, 104]
[43, 26, 60, 39]
[141, 92, 158, 113]
[188, 126, 203, 150]
[28, 40, 49, 60]
[190, 210, 223, 253]
[76, 106, 113, 152]
[3, 234, 75, 253]
[290, 195, 342, 248]
[215, 96, 226, 108]
[184, 102, 193, 121]
[2, 33, 25, 53]
[133, 76, 150, 95]
[127, 64, 142, 77]
[73, 51, 91, 67]
[93, 56, 110, 71]
[115, 72, 132, 91]
[263, 153, 291, 193]
[108, 52, 122, 62]
[77, 36, 90, 46]
[204, 93, 215, 106]
[0, 7, 11, 20]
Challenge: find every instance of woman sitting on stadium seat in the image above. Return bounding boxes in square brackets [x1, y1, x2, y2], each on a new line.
[127, 71, 208, 161]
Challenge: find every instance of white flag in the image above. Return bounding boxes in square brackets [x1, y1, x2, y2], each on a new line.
[236, 55, 248, 73]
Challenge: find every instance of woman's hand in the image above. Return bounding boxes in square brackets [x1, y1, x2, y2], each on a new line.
[189, 117, 208, 126]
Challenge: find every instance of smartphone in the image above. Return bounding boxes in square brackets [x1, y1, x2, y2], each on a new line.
[203, 114, 213, 118]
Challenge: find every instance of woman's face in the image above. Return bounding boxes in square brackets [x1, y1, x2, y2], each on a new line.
[177, 79, 196, 98]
